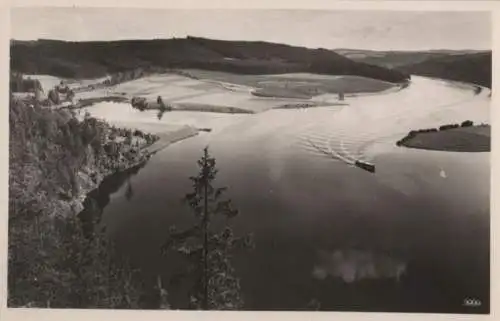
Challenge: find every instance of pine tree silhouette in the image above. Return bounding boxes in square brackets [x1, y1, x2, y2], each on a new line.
[161, 146, 253, 310]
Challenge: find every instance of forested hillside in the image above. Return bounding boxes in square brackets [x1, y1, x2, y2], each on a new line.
[396, 52, 492, 88]
[10, 37, 410, 83]
[333, 49, 487, 69]
[333, 49, 492, 88]
[8, 98, 159, 308]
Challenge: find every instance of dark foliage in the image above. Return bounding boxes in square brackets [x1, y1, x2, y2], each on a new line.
[334, 49, 486, 69]
[162, 147, 253, 310]
[10, 72, 43, 93]
[396, 52, 492, 88]
[396, 120, 475, 146]
[8, 98, 160, 308]
[461, 120, 474, 127]
[439, 124, 460, 131]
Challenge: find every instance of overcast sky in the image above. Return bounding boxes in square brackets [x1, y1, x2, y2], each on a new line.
[10, 8, 491, 50]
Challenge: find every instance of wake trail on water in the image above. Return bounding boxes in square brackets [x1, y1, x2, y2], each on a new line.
[291, 77, 490, 167]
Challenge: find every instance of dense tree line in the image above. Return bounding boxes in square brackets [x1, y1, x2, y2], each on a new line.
[10, 37, 410, 83]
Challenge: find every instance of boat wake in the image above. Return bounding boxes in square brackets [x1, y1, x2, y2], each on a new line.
[292, 76, 490, 171]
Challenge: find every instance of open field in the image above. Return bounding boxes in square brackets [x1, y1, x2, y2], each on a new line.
[76, 71, 390, 113]
[114, 75, 221, 100]
[173, 91, 301, 113]
[103, 71, 395, 112]
[182, 69, 395, 95]
[25, 67, 400, 114]
[113, 74, 311, 113]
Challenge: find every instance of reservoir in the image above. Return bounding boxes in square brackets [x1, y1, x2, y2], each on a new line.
[81, 76, 490, 313]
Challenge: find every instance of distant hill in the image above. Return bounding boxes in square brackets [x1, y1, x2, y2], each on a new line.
[333, 48, 489, 69]
[396, 52, 492, 88]
[334, 48, 491, 88]
[10, 37, 409, 83]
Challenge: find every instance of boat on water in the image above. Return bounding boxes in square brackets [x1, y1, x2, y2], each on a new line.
[355, 160, 375, 173]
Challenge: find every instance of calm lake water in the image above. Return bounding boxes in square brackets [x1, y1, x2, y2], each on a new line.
[81, 76, 490, 313]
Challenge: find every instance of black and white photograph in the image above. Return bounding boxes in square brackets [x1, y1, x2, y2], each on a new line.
[5, 4, 493, 316]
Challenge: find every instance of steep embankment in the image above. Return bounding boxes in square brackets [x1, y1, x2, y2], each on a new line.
[10, 37, 409, 83]
[9, 100, 158, 214]
[9, 98, 164, 217]
[8, 98, 164, 307]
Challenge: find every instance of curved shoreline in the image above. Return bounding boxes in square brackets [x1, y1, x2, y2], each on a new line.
[61, 118, 200, 216]
[396, 124, 490, 153]
[412, 75, 491, 96]
[306, 75, 490, 171]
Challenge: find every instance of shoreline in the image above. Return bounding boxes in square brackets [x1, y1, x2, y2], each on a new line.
[142, 126, 200, 155]
[397, 144, 491, 153]
[67, 124, 200, 216]
[402, 74, 492, 98]
[396, 124, 490, 153]
[69, 96, 256, 115]
[405, 74, 491, 95]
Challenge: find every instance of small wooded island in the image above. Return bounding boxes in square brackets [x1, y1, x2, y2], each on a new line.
[396, 121, 490, 152]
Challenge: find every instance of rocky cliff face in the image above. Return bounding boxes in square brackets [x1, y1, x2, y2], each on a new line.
[57, 136, 156, 216]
